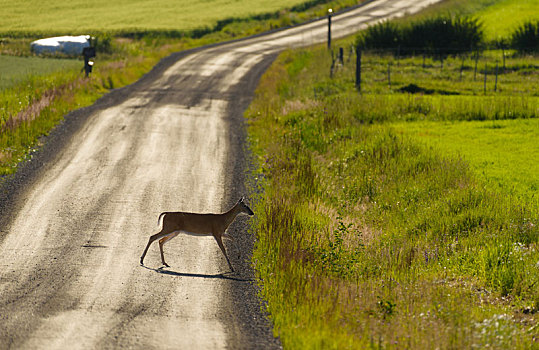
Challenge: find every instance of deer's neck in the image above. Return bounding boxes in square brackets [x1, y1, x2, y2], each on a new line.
[222, 204, 241, 229]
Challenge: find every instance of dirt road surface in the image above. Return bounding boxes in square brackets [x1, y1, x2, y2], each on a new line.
[0, 1, 442, 348]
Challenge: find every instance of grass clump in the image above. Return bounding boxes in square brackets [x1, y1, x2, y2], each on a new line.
[246, 44, 539, 349]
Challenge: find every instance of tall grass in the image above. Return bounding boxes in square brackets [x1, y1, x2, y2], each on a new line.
[246, 46, 539, 348]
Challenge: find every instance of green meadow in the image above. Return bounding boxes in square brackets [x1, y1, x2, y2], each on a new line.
[400, 0, 538, 41]
[0, 0, 309, 34]
[474, 0, 539, 41]
[393, 118, 539, 201]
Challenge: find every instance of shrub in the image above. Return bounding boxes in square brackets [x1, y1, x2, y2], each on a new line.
[357, 15, 484, 56]
[356, 21, 401, 53]
[511, 20, 539, 53]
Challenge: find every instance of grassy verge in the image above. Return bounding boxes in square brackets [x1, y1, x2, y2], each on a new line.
[246, 39, 538, 350]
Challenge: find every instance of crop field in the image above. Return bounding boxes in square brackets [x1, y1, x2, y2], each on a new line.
[1, 0, 313, 34]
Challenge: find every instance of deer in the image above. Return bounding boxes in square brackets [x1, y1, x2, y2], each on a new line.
[140, 197, 254, 272]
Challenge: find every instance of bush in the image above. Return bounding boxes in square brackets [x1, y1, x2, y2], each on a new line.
[511, 20, 539, 53]
[356, 21, 401, 53]
[357, 15, 484, 56]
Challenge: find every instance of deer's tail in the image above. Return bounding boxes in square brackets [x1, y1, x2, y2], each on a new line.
[158, 212, 167, 227]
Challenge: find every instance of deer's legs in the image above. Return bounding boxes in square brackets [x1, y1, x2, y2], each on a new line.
[158, 231, 180, 267]
[214, 234, 234, 272]
[140, 231, 162, 265]
[140, 229, 175, 266]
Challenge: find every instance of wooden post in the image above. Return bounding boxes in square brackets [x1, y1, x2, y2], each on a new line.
[330, 50, 336, 78]
[502, 46, 506, 73]
[387, 63, 391, 89]
[494, 62, 499, 92]
[484, 63, 487, 94]
[460, 55, 465, 80]
[339, 47, 344, 65]
[474, 50, 479, 81]
[440, 51, 444, 71]
[356, 48, 362, 92]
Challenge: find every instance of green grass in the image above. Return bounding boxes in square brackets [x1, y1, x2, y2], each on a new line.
[0, 39, 182, 176]
[474, 0, 539, 41]
[0, 0, 310, 33]
[0, 55, 81, 90]
[393, 118, 539, 201]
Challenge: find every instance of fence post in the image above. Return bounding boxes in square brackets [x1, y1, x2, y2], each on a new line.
[339, 47, 344, 65]
[440, 51, 444, 71]
[356, 48, 362, 92]
[494, 62, 499, 92]
[502, 46, 506, 73]
[484, 63, 487, 94]
[474, 50, 479, 81]
[460, 55, 465, 80]
[387, 63, 391, 89]
[330, 50, 336, 78]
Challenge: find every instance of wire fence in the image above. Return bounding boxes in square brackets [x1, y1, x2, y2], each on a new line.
[327, 47, 538, 96]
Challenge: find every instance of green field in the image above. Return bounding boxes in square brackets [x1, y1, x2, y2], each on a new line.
[475, 0, 539, 41]
[393, 119, 539, 201]
[0, 55, 81, 90]
[1, 0, 311, 34]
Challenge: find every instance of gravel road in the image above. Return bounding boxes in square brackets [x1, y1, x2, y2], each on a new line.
[0, 1, 442, 348]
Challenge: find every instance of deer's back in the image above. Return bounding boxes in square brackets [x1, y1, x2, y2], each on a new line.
[161, 212, 222, 234]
